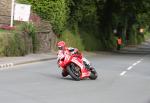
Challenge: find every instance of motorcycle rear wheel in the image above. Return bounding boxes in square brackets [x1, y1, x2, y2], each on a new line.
[67, 63, 81, 81]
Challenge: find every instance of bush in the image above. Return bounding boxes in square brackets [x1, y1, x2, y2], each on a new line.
[128, 25, 145, 45]
[59, 30, 84, 51]
[137, 34, 144, 44]
[0, 31, 26, 56]
[59, 29, 106, 51]
[0, 22, 39, 56]
[20, 22, 39, 53]
[4, 32, 26, 56]
[145, 32, 150, 40]
[0, 32, 9, 56]
[79, 30, 102, 51]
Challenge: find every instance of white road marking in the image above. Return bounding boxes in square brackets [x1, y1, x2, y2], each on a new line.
[132, 62, 137, 66]
[127, 66, 133, 70]
[120, 58, 143, 76]
[136, 61, 141, 64]
[140, 59, 143, 61]
[120, 71, 127, 76]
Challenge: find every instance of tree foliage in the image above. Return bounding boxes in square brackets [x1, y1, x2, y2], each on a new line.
[17, 0, 150, 50]
[18, 0, 69, 34]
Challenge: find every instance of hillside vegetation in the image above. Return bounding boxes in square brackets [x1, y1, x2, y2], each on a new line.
[18, 0, 150, 47]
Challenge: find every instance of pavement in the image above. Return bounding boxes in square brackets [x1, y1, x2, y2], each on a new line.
[0, 52, 57, 69]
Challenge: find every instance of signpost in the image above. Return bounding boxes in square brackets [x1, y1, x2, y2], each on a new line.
[10, 0, 15, 27]
[10, 0, 31, 27]
[14, 3, 31, 21]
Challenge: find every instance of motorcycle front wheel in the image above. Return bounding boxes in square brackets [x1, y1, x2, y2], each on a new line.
[67, 63, 81, 81]
[89, 68, 98, 80]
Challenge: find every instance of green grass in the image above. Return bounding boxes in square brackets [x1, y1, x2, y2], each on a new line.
[0, 29, 8, 33]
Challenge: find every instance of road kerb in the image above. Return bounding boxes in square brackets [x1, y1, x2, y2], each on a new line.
[0, 57, 57, 70]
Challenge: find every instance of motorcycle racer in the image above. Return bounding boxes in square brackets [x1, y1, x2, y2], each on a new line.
[57, 41, 93, 77]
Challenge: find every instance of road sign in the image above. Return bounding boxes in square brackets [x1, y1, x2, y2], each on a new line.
[14, 3, 31, 22]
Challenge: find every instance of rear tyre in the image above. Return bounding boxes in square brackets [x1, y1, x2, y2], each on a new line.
[67, 63, 81, 81]
[89, 68, 98, 80]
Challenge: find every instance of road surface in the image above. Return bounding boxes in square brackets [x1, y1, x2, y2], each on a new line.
[0, 53, 150, 103]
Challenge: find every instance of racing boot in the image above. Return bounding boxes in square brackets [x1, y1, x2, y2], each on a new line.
[83, 61, 93, 71]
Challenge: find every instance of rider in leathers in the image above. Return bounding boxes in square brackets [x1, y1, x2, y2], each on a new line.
[57, 41, 92, 77]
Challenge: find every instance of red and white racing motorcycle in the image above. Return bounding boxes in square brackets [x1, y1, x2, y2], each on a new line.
[57, 50, 98, 81]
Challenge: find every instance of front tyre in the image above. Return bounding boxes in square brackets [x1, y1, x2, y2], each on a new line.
[89, 68, 98, 80]
[61, 70, 68, 77]
[67, 63, 81, 81]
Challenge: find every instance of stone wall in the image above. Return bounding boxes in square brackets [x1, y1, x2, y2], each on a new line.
[0, 0, 11, 25]
[36, 20, 57, 53]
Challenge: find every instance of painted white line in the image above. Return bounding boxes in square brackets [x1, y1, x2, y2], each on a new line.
[136, 60, 141, 64]
[132, 62, 137, 66]
[140, 59, 143, 61]
[120, 71, 127, 76]
[127, 66, 133, 70]
[120, 58, 143, 76]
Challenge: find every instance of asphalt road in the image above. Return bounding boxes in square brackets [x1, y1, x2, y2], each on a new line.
[0, 53, 150, 103]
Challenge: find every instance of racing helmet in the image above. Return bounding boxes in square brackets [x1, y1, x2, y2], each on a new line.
[57, 41, 66, 50]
